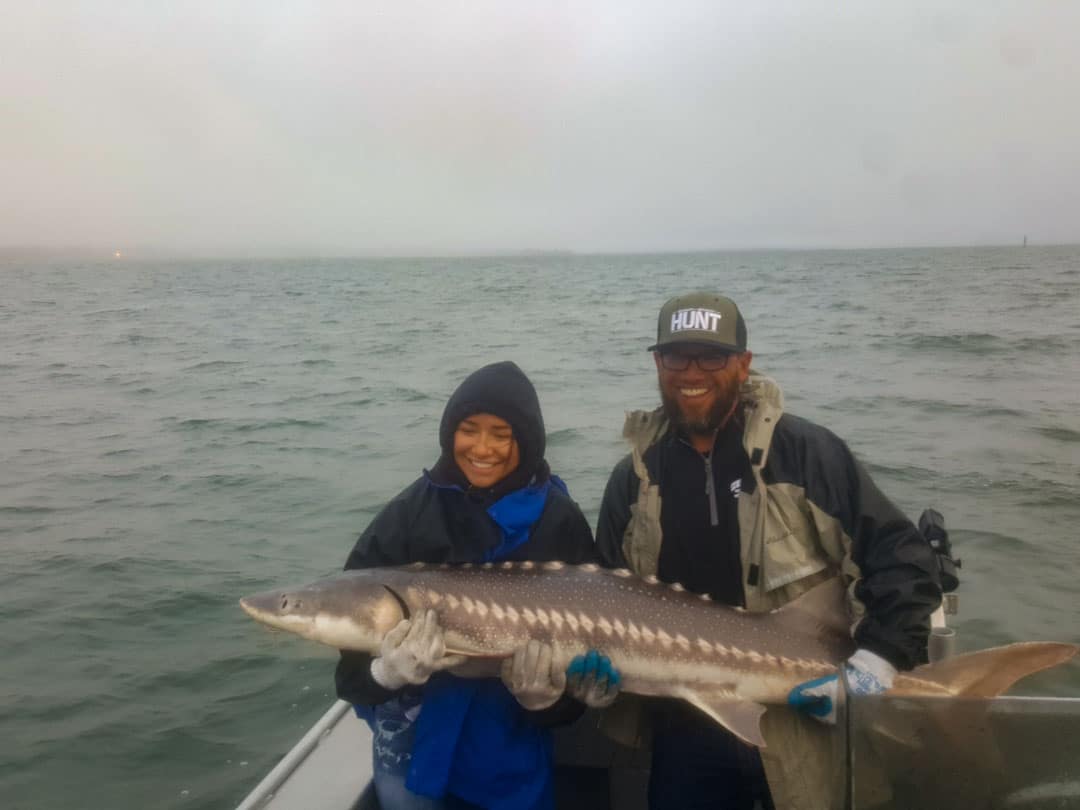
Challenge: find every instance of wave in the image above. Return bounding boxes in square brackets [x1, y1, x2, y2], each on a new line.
[182, 360, 247, 372]
[387, 386, 436, 402]
[1033, 425, 1080, 443]
[167, 417, 329, 432]
[0, 504, 57, 515]
[113, 333, 161, 345]
[170, 474, 257, 492]
[232, 418, 329, 432]
[170, 417, 223, 430]
[950, 528, 1028, 552]
[826, 395, 1026, 419]
[546, 427, 582, 445]
[887, 332, 1003, 354]
[886, 332, 1076, 355]
[100, 471, 144, 481]
[827, 301, 868, 312]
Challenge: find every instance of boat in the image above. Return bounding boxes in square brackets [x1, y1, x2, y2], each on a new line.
[236, 700, 376, 810]
[236, 700, 657, 810]
[236, 513, 1080, 809]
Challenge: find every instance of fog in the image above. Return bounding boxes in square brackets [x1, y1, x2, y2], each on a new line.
[3, 1, 1078, 257]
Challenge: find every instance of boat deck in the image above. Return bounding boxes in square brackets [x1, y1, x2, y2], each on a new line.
[237, 696, 1080, 809]
[237, 701, 373, 810]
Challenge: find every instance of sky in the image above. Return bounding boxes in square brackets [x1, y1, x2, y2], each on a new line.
[2, 1, 1078, 257]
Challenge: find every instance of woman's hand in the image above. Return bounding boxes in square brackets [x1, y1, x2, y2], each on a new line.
[501, 640, 566, 711]
[370, 609, 467, 690]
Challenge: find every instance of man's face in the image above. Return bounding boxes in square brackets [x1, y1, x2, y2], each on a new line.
[655, 344, 753, 436]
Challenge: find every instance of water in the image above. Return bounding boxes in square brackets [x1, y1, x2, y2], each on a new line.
[2, 247, 1078, 809]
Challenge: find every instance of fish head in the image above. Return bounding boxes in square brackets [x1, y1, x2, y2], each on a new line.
[239, 570, 406, 652]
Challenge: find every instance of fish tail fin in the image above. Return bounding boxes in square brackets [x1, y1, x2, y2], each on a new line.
[907, 642, 1078, 697]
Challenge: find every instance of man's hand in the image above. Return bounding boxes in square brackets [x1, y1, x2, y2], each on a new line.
[566, 650, 621, 708]
[787, 648, 897, 725]
[501, 640, 565, 711]
[370, 609, 467, 690]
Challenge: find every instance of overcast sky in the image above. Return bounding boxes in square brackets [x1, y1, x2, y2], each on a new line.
[2, 1, 1078, 256]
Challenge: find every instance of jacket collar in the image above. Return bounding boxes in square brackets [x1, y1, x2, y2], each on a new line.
[621, 370, 785, 466]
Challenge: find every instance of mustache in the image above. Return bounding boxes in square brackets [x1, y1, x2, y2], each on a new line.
[659, 381, 741, 436]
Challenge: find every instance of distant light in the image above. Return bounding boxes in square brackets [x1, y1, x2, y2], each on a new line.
[114, 250, 122, 258]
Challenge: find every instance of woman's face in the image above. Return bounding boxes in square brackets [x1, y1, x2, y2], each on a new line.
[453, 412, 520, 488]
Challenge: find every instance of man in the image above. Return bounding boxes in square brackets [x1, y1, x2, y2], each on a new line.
[595, 292, 942, 810]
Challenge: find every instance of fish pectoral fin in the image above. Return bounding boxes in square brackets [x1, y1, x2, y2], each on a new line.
[674, 688, 768, 748]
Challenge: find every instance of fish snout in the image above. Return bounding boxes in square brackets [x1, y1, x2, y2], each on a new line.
[239, 588, 301, 621]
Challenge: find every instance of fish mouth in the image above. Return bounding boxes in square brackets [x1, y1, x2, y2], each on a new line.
[239, 599, 285, 634]
[239, 592, 311, 638]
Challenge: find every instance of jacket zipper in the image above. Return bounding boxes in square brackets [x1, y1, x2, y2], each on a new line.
[703, 453, 719, 527]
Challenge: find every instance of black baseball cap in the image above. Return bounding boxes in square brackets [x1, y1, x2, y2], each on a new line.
[648, 292, 748, 353]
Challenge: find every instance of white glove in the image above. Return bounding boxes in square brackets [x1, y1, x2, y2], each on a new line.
[501, 640, 566, 711]
[370, 609, 467, 690]
[787, 648, 897, 725]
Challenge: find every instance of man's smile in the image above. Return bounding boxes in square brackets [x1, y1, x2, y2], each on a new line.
[679, 387, 709, 398]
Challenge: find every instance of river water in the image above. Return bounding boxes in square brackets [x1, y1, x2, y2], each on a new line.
[2, 247, 1078, 809]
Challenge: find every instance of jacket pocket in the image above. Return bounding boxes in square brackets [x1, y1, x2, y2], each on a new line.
[622, 482, 662, 578]
[761, 490, 828, 592]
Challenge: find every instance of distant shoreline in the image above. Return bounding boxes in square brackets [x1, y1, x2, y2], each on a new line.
[2, 242, 1076, 263]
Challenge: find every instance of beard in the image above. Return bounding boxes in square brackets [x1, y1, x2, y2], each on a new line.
[660, 376, 742, 437]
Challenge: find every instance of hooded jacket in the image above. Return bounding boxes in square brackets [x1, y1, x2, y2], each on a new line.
[334, 362, 596, 810]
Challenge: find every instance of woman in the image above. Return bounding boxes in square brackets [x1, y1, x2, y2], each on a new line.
[335, 361, 605, 810]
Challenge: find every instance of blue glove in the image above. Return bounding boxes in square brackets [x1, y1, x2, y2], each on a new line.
[787, 649, 897, 725]
[566, 649, 621, 708]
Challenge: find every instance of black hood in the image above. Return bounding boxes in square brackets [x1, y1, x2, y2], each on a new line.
[432, 361, 548, 500]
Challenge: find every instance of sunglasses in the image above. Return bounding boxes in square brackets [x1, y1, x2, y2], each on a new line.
[659, 349, 735, 371]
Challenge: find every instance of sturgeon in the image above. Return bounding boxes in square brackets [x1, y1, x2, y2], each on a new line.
[239, 561, 1078, 747]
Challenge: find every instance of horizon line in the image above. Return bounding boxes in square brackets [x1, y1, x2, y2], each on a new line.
[1, 240, 1076, 262]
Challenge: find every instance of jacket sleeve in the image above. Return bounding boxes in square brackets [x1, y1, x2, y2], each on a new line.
[563, 503, 600, 565]
[778, 416, 941, 671]
[544, 488, 600, 565]
[344, 492, 417, 570]
[594, 454, 637, 569]
[847, 457, 942, 670]
[335, 495, 417, 706]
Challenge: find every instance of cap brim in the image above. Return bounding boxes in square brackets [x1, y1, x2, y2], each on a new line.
[647, 339, 742, 353]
